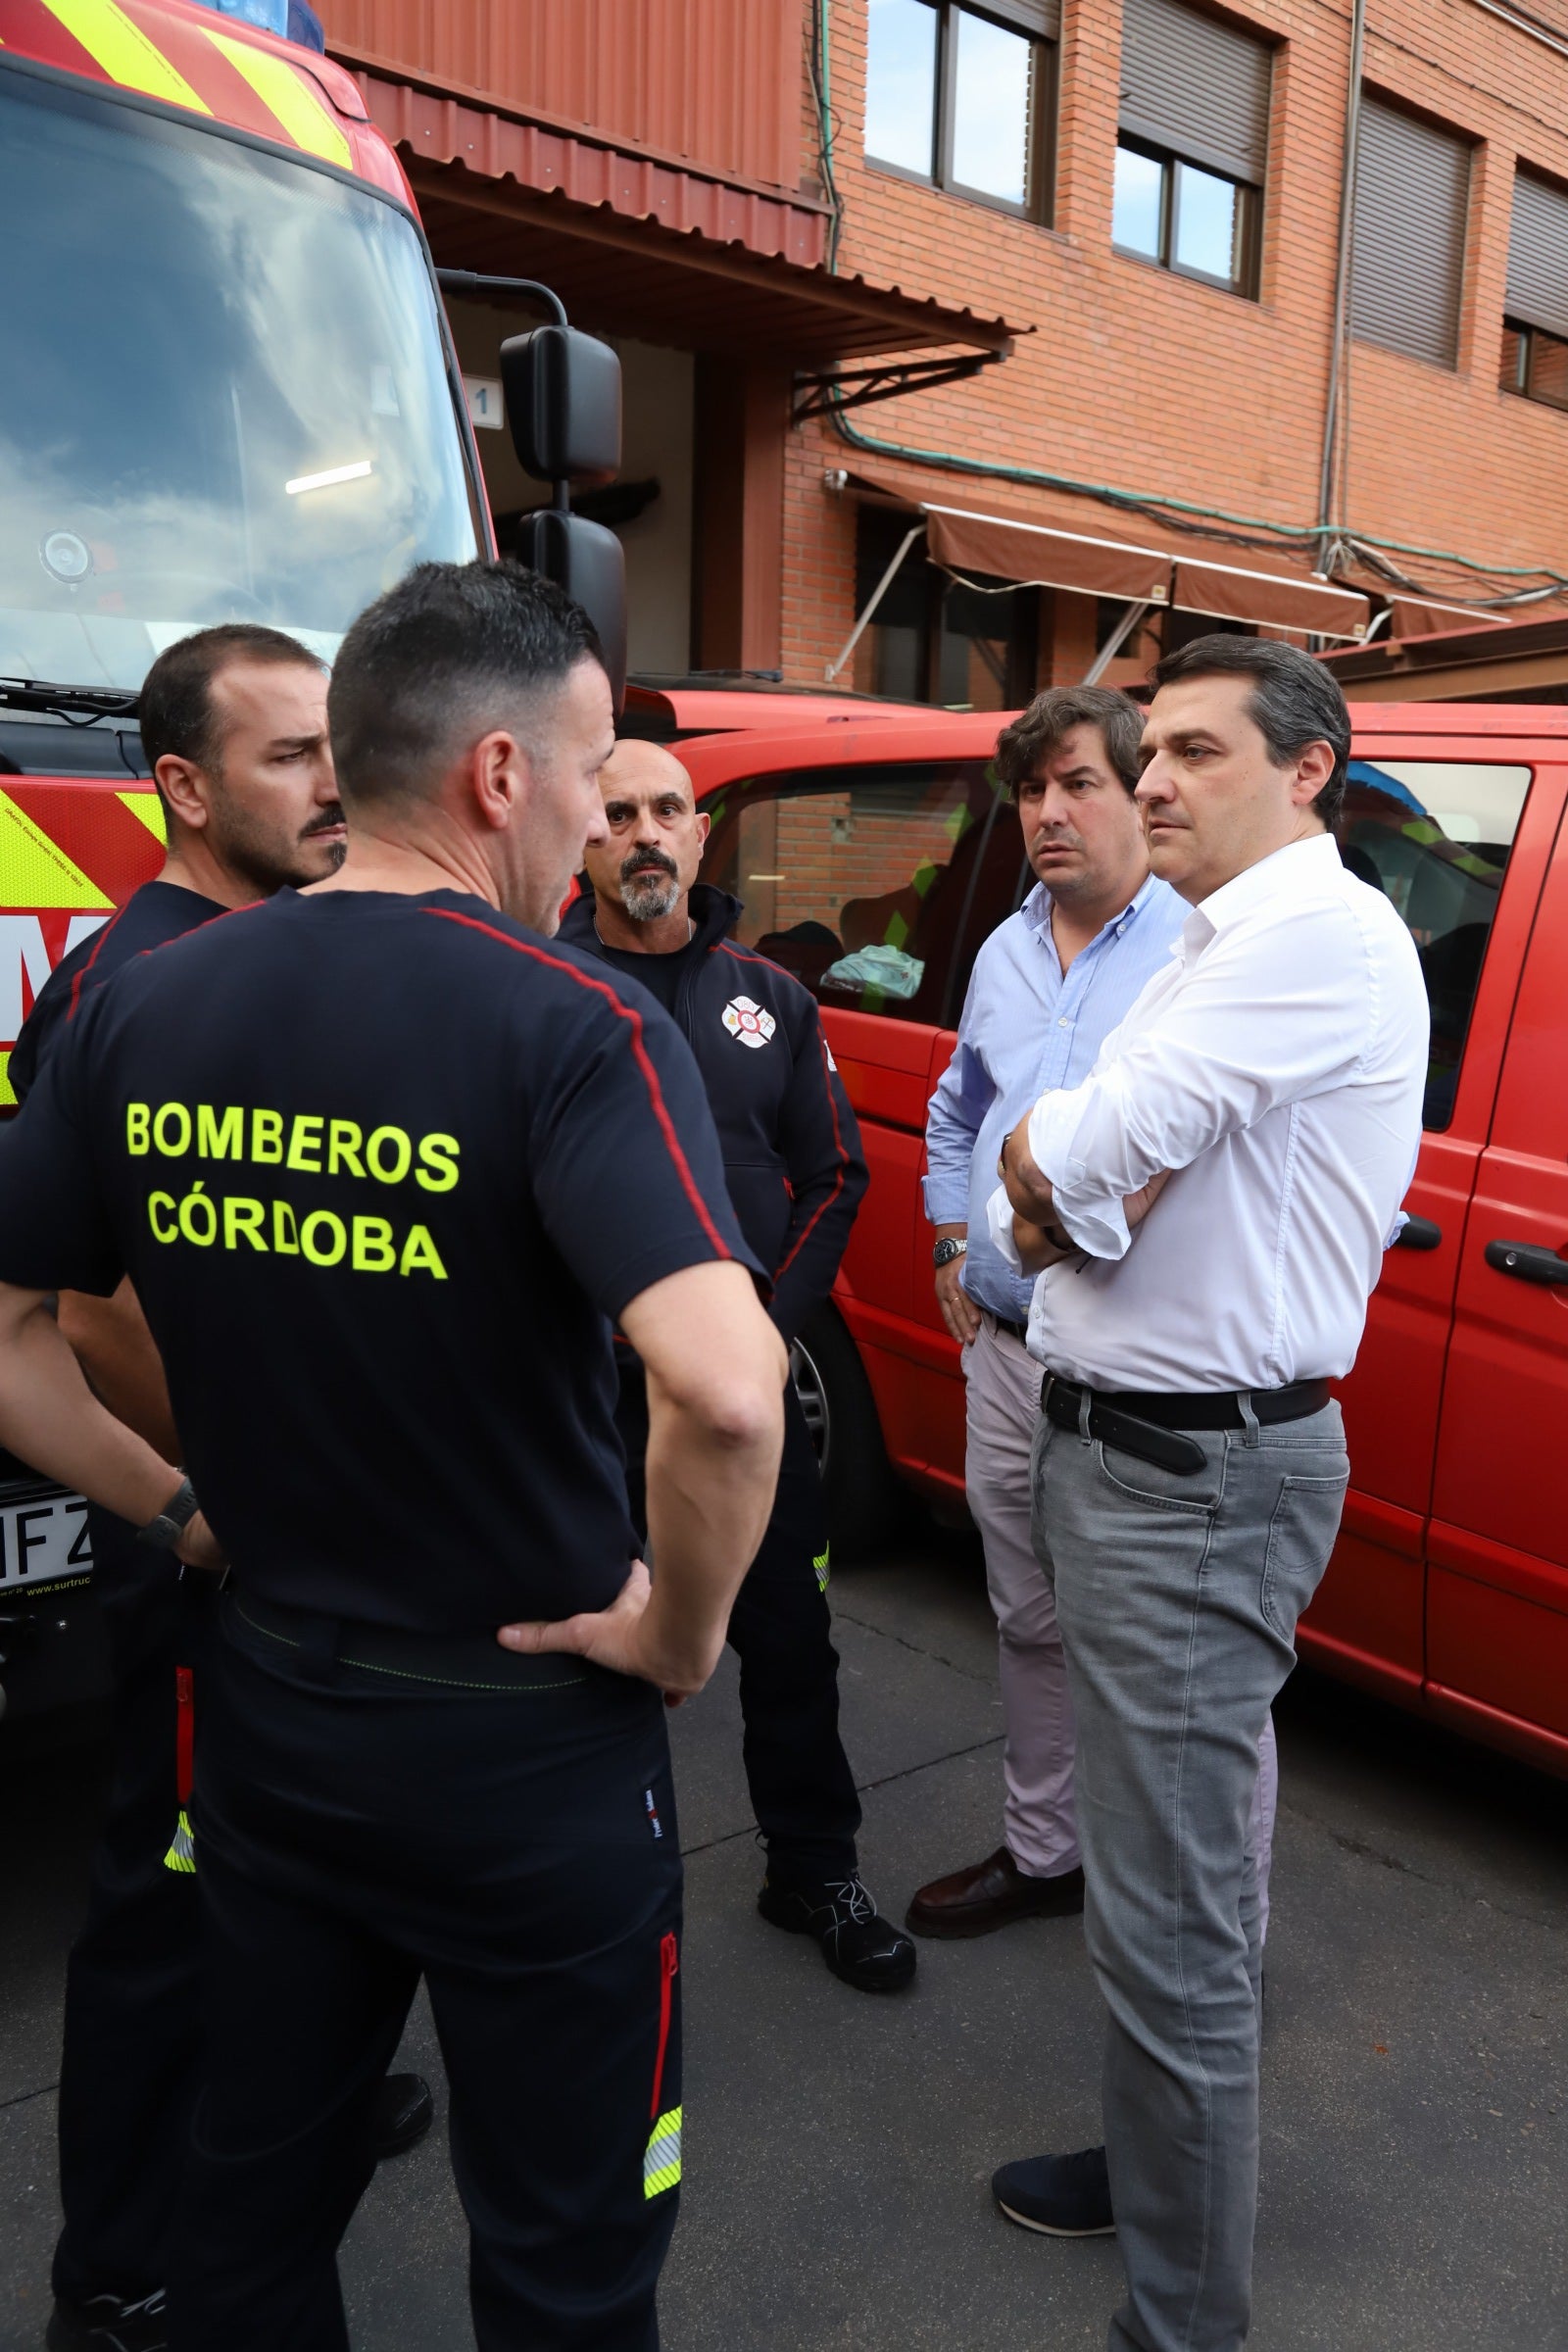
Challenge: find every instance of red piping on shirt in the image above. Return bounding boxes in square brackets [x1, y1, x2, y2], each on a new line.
[421, 906, 733, 1261]
[775, 1028, 850, 1283]
[652, 1930, 678, 2119]
[65, 898, 133, 1024]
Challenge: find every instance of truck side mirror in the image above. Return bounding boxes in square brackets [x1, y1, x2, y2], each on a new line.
[513, 509, 627, 716]
[501, 326, 621, 488]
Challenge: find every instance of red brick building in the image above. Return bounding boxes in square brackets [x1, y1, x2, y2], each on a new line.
[318, 0, 1568, 703]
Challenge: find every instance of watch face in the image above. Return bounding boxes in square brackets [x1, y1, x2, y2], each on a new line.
[934, 1238, 965, 1267]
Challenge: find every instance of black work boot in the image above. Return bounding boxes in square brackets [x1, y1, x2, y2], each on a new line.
[757, 1870, 917, 1992]
[372, 2071, 434, 2161]
[46, 2290, 168, 2351]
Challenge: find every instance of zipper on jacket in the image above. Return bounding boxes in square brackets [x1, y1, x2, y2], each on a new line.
[651, 1930, 679, 2119]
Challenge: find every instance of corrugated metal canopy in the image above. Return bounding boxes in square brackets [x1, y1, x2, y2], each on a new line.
[360, 74, 1020, 362]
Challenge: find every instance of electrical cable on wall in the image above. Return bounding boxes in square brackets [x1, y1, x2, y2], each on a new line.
[807, 0, 1568, 619]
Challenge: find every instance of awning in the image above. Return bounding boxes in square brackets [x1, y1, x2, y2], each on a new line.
[355, 74, 1021, 364]
[841, 466, 1372, 640]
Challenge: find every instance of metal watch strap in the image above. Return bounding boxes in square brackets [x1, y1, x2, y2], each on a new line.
[933, 1236, 967, 1267]
[136, 1476, 200, 1551]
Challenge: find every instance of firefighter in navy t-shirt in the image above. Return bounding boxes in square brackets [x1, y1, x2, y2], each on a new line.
[564, 740, 916, 1992]
[0, 564, 786, 2352]
[11, 625, 432, 2352]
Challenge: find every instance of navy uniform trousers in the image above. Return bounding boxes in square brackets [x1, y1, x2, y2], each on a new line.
[52, 1506, 213, 2309]
[615, 1367, 861, 1883]
[169, 1589, 684, 2352]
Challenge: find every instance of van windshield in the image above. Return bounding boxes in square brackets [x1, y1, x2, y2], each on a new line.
[0, 69, 479, 694]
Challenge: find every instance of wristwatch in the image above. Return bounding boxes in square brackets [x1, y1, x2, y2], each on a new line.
[136, 1475, 200, 1551]
[933, 1237, 967, 1268]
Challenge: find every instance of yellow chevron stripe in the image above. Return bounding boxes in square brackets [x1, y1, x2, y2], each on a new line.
[203, 27, 352, 168]
[43, 0, 211, 113]
[118, 790, 168, 844]
[0, 793, 114, 909]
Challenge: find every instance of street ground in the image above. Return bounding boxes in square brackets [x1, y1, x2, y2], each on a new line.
[2, 1529, 1566, 2352]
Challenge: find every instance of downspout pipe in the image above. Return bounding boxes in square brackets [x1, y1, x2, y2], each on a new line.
[1317, 0, 1368, 577]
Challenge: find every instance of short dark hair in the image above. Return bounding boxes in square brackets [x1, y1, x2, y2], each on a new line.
[994, 685, 1146, 798]
[1149, 634, 1351, 828]
[327, 561, 605, 807]
[138, 622, 324, 780]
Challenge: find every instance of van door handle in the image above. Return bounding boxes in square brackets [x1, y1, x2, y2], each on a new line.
[1485, 1239, 1568, 1287]
[1395, 1215, 1442, 1250]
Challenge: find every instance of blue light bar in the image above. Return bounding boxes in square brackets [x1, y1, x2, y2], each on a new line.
[187, 0, 326, 53]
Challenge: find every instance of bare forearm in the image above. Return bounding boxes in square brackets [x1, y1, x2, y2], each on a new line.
[56, 1279, 180, 1460]
[641, 1369, 784, 1690]
[0, 1292, 184, 1527]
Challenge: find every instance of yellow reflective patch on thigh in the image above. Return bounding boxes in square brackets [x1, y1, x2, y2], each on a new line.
[813, 1545, 830, 1592]
[163, 1808, 196, 1875]
[644, 2106, 682, 2198]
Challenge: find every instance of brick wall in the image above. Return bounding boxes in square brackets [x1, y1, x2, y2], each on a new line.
[778, 0, 1568, 690]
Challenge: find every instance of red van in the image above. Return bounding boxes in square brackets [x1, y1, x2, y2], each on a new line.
[681, 703, 1568, 1782]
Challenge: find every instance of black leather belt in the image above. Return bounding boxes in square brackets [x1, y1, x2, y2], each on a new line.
[228, 1590, 591, 1693]
[988, 1313, 1031, 1345]
[1041, 1373, 1333, 1476]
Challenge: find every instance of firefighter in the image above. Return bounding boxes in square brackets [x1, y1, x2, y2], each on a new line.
[561, 739, 916, 1994]
[12, 624, 431, 2352]
[0, 561, 786, 2350]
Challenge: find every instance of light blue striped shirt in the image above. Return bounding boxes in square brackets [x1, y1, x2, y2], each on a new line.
[922, 874, 1188, 1322]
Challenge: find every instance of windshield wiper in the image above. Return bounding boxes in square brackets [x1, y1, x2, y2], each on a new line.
[0, 676, 139, 723]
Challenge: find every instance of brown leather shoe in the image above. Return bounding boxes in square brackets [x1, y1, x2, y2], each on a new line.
[905, 1846, 1085, 1939]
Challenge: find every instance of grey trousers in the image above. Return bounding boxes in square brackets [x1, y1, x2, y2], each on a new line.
[965, 1315, 1279, 1929]
[1031, 1396, 1348, 2352]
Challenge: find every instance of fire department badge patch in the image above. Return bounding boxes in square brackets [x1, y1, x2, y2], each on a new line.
[721, 995, 775, 1050]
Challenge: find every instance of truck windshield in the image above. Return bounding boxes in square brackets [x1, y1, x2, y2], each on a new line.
[0, 68, 479, 693]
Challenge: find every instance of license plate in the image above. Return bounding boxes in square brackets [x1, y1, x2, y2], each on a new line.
[0, 1488, 92, 1589]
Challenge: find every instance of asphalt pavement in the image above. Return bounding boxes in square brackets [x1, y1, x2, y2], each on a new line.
[3, 1531, 1566, 2352]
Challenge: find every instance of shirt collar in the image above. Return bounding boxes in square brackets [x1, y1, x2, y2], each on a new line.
[1181, 831, 1340, 955]
[1020, 867, 1162, 947]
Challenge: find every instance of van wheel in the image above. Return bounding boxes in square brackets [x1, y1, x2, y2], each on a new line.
[791, 1305, 898, 1561]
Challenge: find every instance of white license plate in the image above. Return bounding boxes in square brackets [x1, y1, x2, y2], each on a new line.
[0, 1490, 92, 1589]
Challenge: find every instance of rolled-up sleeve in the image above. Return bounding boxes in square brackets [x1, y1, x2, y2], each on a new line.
[1022, 899, 1373, 1260]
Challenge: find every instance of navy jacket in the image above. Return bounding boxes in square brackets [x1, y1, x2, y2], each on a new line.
[561, 884, 868, 1343]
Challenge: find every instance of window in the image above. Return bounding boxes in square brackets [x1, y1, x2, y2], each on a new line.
[700, 760, 1025, 1025]
[1351, 96, 1470, 368]
[1501, 319, 1568, 410]
[1501, 170, 1568, 412]
[1335, 760, 1532, 1128]
[851, 508, 1040, 709]
[1112, 0, 1270, 296]
[864, 0, 1057, 219]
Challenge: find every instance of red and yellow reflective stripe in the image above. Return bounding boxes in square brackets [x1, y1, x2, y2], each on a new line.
[41, 0, 211, 113]
[202, 25, 352, 169]
[37, 0, 354, 171]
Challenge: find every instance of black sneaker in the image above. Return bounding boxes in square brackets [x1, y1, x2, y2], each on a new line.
[372, 2071, 434, 2161]
[46, 2290, 168, 2351]
[757, 1872, 917, 1992]
[993, 2145, 1115, 2236]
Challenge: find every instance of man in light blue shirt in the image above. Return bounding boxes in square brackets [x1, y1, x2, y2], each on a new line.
[906, 686, 1284, 1942]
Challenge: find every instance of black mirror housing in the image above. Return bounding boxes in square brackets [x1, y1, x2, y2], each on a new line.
[502, 326, 621, 488]
[514, 510, 627, 715]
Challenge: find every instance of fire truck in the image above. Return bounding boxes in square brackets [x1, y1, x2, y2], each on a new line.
[0, 0, 623, 1718]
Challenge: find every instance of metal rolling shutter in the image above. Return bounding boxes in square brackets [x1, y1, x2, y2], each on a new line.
[1507, 170, 1568, 342]
[1117, 0, 1271, 186]
[1352, 96, 1470, 367]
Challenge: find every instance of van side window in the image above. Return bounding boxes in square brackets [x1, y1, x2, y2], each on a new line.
[700, 760, 1016, 1025]
[1336, 760, 1533, 1129]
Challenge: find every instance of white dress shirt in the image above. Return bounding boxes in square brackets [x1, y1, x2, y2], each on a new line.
[987, 832, 1429, 1393]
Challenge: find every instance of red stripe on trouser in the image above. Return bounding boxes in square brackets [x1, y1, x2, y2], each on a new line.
[651, 1931, 678, 2119]
[174, 1666, 195, 1805]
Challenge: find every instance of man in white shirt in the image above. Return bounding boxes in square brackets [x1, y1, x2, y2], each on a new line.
[987, 637, 1428, 2352]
